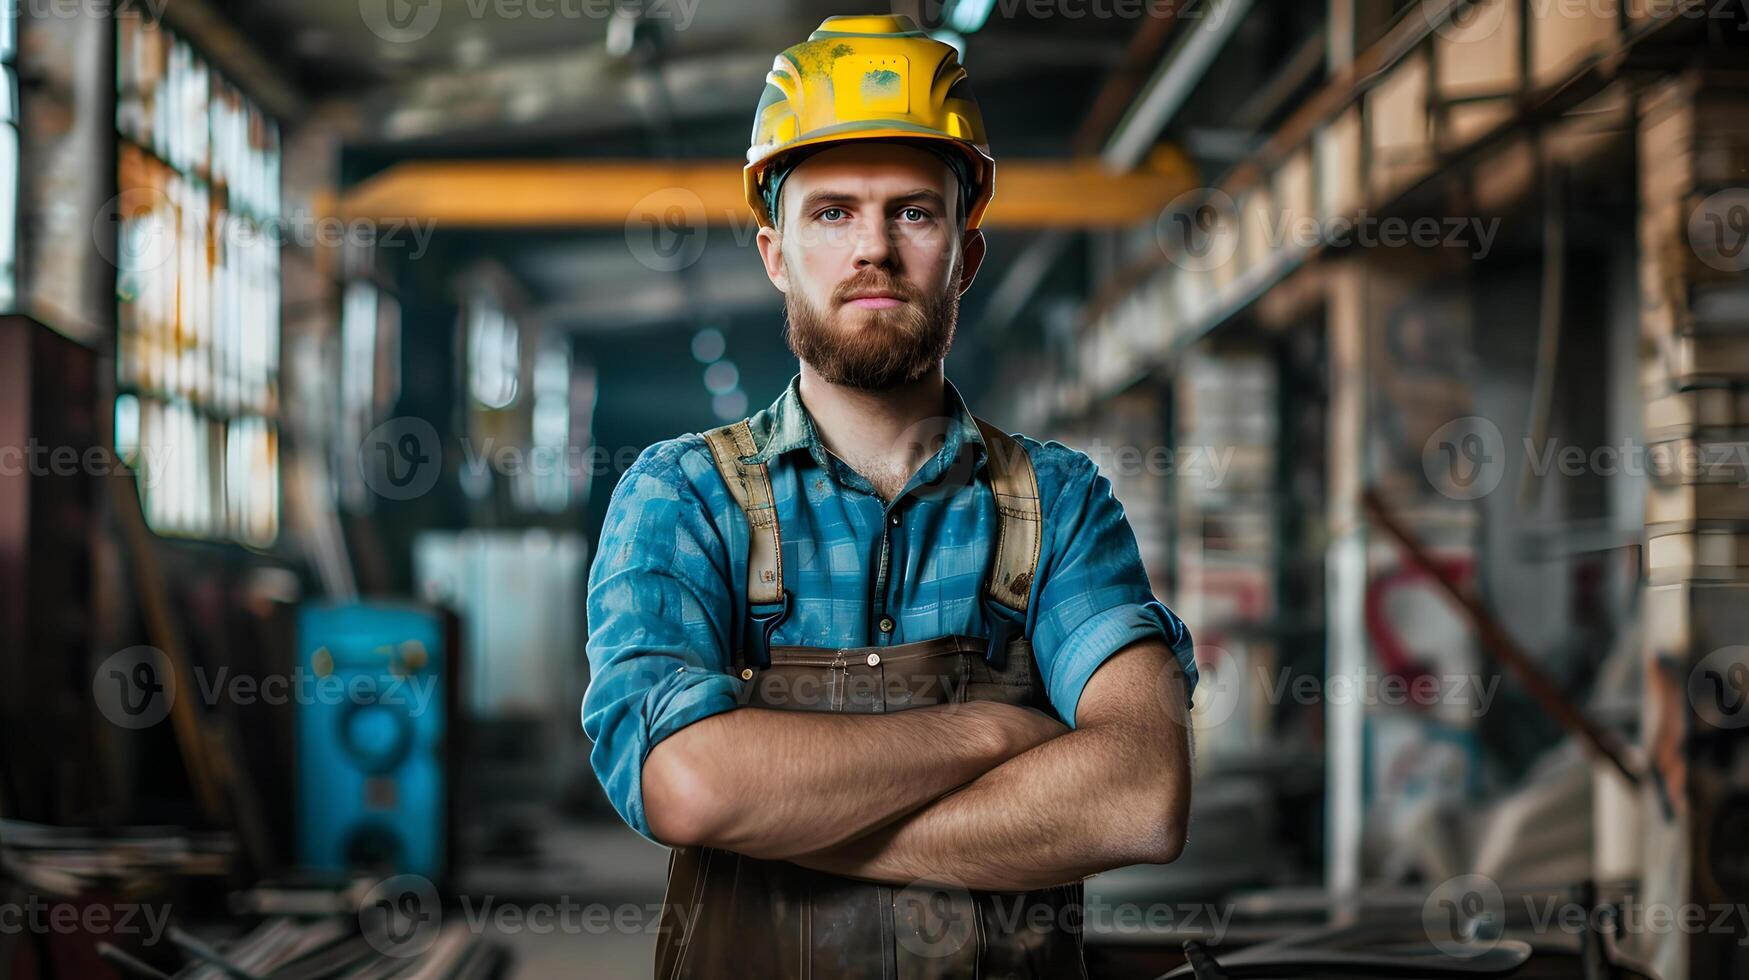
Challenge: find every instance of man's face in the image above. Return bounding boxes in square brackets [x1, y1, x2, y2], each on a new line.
[755, 142, 986, 391]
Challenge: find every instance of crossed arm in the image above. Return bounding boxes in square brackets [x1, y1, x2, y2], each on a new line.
[640, 636, 1192, 891]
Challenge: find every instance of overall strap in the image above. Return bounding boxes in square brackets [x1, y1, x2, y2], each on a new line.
[699, 419, 787, 668]
[973, 418, 1041, 669]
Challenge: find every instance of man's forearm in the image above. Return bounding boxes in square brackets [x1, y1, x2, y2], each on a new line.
[642, 699, 1064, 859]
[788, 719, 1182, 889]
[790, 643, 1192, 891]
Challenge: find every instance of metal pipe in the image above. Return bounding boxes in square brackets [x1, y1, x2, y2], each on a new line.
[1361, 488, 1642, 788]
[1102, 0, 1256, 171]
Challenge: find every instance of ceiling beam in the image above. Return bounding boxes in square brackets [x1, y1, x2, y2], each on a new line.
[1101, 0, 1255, 170]
[336, 157, 1197, 229]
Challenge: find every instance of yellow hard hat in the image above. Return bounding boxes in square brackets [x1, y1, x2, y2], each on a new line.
[745, 14, 995, 229]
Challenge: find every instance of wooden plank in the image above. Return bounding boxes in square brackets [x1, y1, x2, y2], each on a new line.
[1433, 0, 1520, 99]
[1368, 50, 1434, 199]
[1528, 0, 1621, 90]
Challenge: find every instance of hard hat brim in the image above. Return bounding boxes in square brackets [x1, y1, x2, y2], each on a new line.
[744, 127, 995, 230]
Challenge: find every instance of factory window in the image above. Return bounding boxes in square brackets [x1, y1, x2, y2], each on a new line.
[113, 15, 282, 546]
[524, 342, 573, 512]
[467, 291, 522, 411]
[336, 242, 404, 513]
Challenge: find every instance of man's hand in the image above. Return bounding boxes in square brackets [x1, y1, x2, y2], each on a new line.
[642, 698, 1068, 859]
[788, 638, 1192, 891]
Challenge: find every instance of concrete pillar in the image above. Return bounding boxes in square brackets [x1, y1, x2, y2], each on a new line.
[1325, 259, 1368, 907]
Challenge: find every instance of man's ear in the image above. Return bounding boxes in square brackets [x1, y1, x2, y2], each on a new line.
[956, 228, 987, 296]
[756, 223, 789, 293]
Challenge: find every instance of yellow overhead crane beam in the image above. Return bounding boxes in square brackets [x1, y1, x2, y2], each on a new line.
[335, 153, 1198, 229]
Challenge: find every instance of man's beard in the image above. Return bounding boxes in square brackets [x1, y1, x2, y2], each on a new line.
[783, 263, 959, 392]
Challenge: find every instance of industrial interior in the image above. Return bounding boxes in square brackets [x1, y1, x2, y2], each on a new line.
[1, 0, 1746, 977]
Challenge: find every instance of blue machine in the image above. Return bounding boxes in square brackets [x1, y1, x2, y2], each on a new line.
[296, 602, 449, 879]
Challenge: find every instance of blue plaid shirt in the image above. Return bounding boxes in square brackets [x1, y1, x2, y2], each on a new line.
[583, 375, 1197, 843]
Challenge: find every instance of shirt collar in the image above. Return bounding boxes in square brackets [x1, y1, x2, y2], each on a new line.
[742, 374, 988, 478]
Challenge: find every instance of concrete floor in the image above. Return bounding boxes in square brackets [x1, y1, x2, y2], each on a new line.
[458, 819, 672, 979]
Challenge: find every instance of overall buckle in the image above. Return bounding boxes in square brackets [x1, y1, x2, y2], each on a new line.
[745, 590, 791, 670]
[982, 598, 1022, 671]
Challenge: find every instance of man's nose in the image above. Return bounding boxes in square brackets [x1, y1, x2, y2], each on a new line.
[849, 212, 894, 268]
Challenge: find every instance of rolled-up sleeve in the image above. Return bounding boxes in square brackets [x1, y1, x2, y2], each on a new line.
[1029, 452, 1197, 727]
[583, 447, 742, 843]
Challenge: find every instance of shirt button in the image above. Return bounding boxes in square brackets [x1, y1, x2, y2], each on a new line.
[740, 668, 754, 680]
[878, 616, 895, 634]
[866, 652, 881, 667]
[889, 512, 901, 526]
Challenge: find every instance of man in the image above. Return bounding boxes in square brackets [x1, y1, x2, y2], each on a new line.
[584, 15, 1197, 977]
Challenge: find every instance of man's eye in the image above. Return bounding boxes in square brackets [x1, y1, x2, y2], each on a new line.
[899, 207, 929, 222]
[820, 207, 846, 221]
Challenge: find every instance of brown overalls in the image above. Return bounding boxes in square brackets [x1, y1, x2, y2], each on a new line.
[651, 416, 1088, 979]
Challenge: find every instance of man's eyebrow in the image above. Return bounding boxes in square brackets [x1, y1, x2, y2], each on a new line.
[796, 188, 949, 212]
[888, 189, 948, 210]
